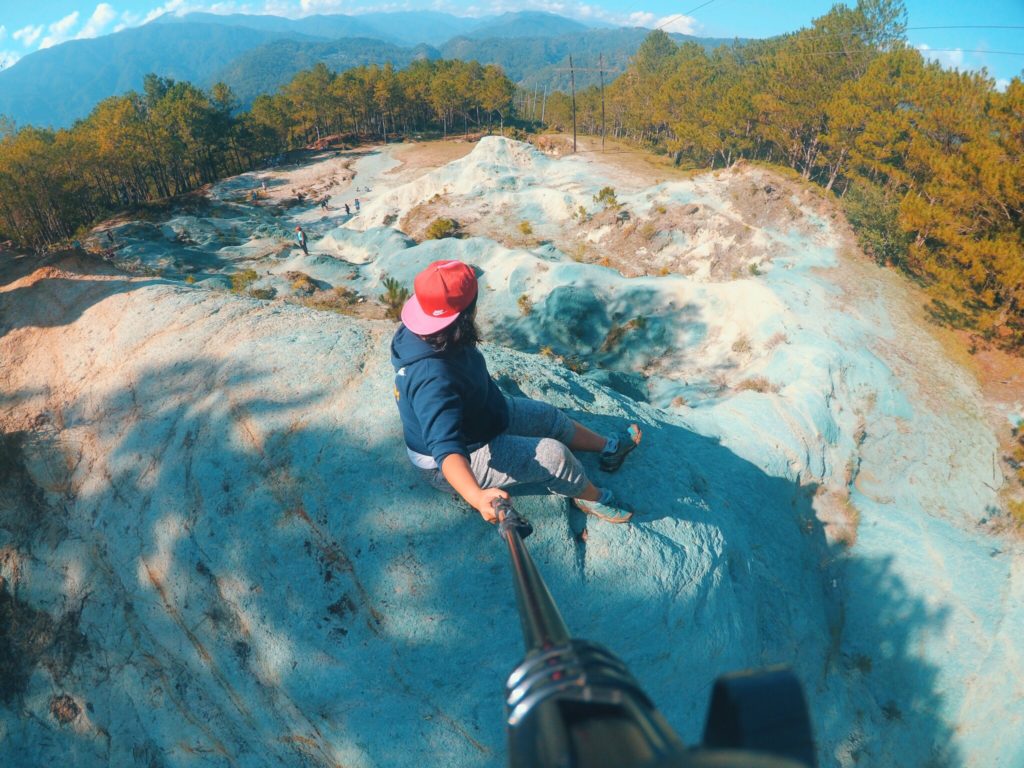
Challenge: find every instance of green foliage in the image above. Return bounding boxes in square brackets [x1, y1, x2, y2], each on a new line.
[249, 287, 276, 300]
[230, 269, 259, 293]
[0, 57, 517, 252]
[533, 5, 1023, 350]
[425, 217, 460, 240]
[380, 275, 411, 320]
[289, 273, 318, 295]
[1008, 500, 1024, 527]
[517, 294, 533, 315]
[593, 186, 619, 208]
[843, 181, 910, 267]
[518, 220, 533, 235]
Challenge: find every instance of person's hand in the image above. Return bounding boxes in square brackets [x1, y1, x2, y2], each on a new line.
[473, 488, 509, 524]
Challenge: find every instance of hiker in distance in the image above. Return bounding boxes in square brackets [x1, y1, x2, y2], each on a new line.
[295, 225, 308, 255]
[390, 259, 641, 524]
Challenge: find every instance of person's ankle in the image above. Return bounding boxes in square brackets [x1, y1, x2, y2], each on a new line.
[602, 435, 619, 455]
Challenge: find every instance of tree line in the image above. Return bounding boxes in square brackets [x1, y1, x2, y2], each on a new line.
[533, 0, 1023, 348]
[0, 59, 514, 250]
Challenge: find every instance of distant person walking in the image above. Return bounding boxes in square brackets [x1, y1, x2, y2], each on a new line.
[391, 260, 641, 525]
[344, 203, 351, 216]
[320, 197, 329, 211]
[295, 226, 308, 255]
[354, 198, 361, 213]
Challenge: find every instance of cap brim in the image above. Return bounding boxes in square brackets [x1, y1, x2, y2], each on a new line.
[400, 294, 460, 335]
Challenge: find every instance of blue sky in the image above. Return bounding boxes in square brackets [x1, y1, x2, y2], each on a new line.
[1, 0, 1022, 85]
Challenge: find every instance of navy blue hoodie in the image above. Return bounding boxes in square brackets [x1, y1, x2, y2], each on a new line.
[390, 324, 509, 467]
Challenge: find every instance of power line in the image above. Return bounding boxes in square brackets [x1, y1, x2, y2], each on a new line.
[654, 0, 721, 33]
[907, 25, 1024, 31]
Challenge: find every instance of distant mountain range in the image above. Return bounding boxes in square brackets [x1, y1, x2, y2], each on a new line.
[0, 11, 739, 128]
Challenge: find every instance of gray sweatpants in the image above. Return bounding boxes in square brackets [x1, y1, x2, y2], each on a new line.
[422, 396, 589, 497]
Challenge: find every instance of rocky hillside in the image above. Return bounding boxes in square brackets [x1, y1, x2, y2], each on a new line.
[1, 138, 1022, 766]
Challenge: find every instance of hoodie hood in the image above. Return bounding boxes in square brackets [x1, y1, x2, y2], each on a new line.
[390, 324, 439, 369]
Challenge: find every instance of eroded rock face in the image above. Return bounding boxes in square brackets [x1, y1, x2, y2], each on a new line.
[0, 254, 1013, 768]
[1, 139, 1022, 767]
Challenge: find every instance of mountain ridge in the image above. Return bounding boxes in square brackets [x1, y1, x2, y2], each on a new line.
[0, 11, 734, 128]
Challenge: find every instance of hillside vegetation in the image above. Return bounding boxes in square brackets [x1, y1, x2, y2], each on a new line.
[1, 0, 1021, 349]
[533, 1, 1023, 349]
[0, 60, 514, 250]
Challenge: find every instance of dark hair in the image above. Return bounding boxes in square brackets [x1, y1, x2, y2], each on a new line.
[420, 297, 479, 352]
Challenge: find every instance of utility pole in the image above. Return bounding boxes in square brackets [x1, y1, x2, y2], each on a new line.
[554, 57, 613, 153]
[569, 55, 577, 153]
[599, 53, 606, 152]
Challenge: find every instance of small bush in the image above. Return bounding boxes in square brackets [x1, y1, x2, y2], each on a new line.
[289, 273, 318, 295]
[518, 220, 533, 236]
[184, 275, 196, 284]
[518, 294, 533, 316]
[380, 275, 411, 320]
[230, 269, 259, 293]
[575, 205, 589, 221]
[843, 181, 911, 267]
[305, 286, 359, 313]
[654, 204, 667, 215]
[600, 316, 648, 352]
[735, 376, 777, 394]
[749, 262, 762, 276]
[732, 335, 752, 354]
[1009, 500, 1024, 527]
[425, 217, 460, 240]
[539, 345, 555, 357]
[593, 186, 619, 208]
[639, 221, 657, 240]
[249, 287, 276, 300]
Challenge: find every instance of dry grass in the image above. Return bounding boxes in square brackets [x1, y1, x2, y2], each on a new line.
[735, 376, 778, 394]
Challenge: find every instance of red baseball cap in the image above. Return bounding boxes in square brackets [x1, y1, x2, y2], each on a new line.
[401, 260, 478, 335]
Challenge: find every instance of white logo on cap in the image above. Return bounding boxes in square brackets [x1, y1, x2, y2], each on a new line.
[432, 309, 446, 316]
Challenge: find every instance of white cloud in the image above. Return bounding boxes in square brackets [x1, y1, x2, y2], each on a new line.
[143, 0, 189, 25]
[13, 25, 44, 47]
[0, 25, 7, 42]
[40, 12, 81, 49]
[916, 43, 964, 71]
[300, 0, 346, 11]
[650, 14, 697, 35]
[0, 50, 20, 70]
[77, 4, 118, 39]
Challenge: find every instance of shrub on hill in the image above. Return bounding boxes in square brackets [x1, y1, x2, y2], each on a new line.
[424, 218, 460, 240]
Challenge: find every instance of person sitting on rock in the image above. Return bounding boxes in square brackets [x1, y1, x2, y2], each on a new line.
[390, 259, 641, 524]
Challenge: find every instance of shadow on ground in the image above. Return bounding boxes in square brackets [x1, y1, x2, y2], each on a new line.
[0, 336, 960, 767]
